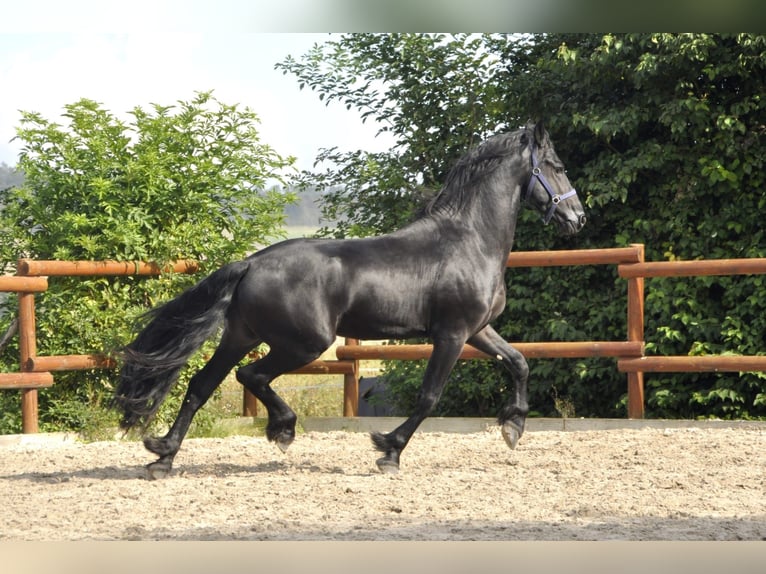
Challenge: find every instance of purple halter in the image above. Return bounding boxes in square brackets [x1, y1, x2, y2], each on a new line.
[524, 143, 578, 225]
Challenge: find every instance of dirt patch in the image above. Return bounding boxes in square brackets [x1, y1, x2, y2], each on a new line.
[1, 425, 764, 540]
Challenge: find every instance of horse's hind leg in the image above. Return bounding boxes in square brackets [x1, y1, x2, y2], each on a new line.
[236, 346, 325, 452]
[467, 325, 529, 450]
[143, 331, 254, 479]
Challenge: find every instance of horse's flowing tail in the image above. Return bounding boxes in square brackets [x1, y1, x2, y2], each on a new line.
[113, 259, 251, 431]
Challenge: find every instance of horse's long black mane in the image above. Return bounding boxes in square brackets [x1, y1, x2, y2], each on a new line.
[423, 129, 528, 218]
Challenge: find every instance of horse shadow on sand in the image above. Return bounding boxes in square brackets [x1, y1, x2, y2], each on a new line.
[1, 458, 371, 482]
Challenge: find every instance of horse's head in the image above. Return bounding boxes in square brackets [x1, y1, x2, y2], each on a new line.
[523, 122, 586, 236]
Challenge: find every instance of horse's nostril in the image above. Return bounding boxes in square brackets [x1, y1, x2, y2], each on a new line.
[578, 214, 587, 228]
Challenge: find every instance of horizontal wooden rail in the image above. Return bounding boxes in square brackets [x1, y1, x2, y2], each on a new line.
[0, 276, 49, 292]
[24, 353, 358, 376]
[17, 259, 199, 277]
[507, 247, 642, 267]
[0, 372, 54, 389]
[618, 258, 766, 278]
[336, 341, 644, 361]
[619, 355, 766, 373]
[290, 359, 356, 375]
[26, 354, 116, 372]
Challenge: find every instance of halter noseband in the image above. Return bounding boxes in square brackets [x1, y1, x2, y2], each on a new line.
[524, 142, 578, 225]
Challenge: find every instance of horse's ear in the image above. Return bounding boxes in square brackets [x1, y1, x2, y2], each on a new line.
[533, 121, 549, 147]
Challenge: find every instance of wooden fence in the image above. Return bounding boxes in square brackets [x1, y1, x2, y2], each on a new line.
[0, 260, 199, 433]
[2, 245, 766, 433]
[617, 257, 766, 376]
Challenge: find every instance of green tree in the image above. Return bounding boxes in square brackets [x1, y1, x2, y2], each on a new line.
[0, 91, 295, 434]
[278, 33, 511, 237]
[281, 33, 766, 419]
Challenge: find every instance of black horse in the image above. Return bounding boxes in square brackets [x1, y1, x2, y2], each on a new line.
[113, 121, 586, 478]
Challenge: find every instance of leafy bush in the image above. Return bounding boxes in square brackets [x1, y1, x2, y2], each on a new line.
[0, 92, 295, 434]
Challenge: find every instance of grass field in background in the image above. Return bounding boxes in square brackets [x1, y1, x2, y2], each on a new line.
[209, 371, 345, 421]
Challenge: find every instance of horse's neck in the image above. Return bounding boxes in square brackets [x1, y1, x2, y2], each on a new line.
[410, 185, 521, 263]
[466, 182, 523, 259]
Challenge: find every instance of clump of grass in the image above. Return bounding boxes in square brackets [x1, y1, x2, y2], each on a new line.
[271, 375, 344, 418]
[551, 385, 576, 419]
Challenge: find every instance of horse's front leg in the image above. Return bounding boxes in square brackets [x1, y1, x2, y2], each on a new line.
[371, 336, 465, 473]
[467, 325, 529, 450]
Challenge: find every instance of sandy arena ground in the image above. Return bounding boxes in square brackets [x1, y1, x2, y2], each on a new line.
[1, 423, 765, 541]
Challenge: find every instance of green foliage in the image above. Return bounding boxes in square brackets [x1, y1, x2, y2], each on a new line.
[0, 92, 295, 434]
[282, 33, 766, 419]
[5, 92, 293, 265]
[277, 33, 509, 237]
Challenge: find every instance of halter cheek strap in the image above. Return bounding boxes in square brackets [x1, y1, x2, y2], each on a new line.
[525, 144, 578, 225]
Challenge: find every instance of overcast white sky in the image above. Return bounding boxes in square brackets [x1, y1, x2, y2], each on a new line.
[0, 32, 394, 172]
[3, 3, 734, 173]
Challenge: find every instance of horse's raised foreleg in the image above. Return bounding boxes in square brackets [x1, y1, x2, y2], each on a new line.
[236, 347, 323, 453]
[467, 325, 529, 450]
[371, 336, 465, 474]
[143, 332, 253, 479]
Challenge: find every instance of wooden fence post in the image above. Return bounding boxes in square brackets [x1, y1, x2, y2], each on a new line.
[242, 389, 259, 418]
[343, 338, 360, 416]
[626, 244, 646, 418]
[18, 291, 39, 433]
[242, 349, 264, 417]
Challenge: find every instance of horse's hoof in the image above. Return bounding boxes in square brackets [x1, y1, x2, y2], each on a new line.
[275, 436, 293, 453]
[501, 421, 523, 450]
[271, 430, 294, 453]
[266, 422, 295, 453]
[376, 457, 400, 475]
[146, 461, 171, 480]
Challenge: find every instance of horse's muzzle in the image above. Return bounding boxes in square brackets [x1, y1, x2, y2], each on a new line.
[560, 213, 586, 236]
